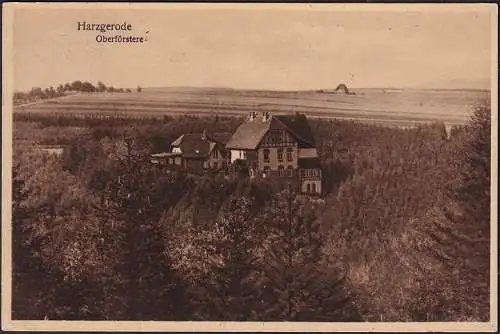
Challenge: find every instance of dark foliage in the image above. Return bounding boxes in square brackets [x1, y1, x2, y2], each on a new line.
[11, 104, 491, 321]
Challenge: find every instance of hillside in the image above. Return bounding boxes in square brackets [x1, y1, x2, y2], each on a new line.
[13, 87, 490, 128]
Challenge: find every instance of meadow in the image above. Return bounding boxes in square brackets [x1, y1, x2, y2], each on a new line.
[14, 87, 490, 128]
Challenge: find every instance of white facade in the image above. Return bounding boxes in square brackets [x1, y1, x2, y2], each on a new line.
[230, 149, 247, 163]
[300, 179, 322, 195]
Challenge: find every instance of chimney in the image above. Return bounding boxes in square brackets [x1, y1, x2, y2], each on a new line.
[262, 111, 271, 122]
[248, 112, 256, 121]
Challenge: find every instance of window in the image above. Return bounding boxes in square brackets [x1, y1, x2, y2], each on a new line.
[312, 183, 317, 194]
[300, 169, 306, 178]
[243, 151, 248, 159]
[214, 149, 218, 159]
[306, 183, 311, 193]
[278, 165, 284, 177]
[277, 148, 283, 162]
[286, 148, 293, 162]
[263, 149, 270, 162]
[287, 166, 293, 177]
[213, 161, 218, 169]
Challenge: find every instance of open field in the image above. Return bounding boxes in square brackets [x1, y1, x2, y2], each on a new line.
[14, 87, 490, 128]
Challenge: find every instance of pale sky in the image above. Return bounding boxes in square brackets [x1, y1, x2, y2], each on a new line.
[10, 4, 495, 91]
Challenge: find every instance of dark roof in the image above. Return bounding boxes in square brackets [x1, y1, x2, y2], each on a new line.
[206, 132, 232, 145]
[170, 133, 210, 159]
[298, 157, 322, 169]
[226, 113, 315, 150]
[170, 132, 229, 159]
[274, 114, 315, 148]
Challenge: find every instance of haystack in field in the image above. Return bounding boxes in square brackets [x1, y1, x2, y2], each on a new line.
[334, 83, 350, 95]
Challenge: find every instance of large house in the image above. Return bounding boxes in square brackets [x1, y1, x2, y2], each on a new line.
[225, 112, 322, 195]
[151, 131, 231, 173]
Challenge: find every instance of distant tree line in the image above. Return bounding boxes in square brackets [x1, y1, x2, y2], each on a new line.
[13, 80, 139, 105]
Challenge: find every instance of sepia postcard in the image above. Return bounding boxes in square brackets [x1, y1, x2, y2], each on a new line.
[2, 2, 498, 332]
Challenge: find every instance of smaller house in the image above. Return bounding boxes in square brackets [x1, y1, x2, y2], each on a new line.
[151, 131, 231, 173]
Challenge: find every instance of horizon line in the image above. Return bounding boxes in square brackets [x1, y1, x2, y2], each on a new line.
[13, 83, 492, 93]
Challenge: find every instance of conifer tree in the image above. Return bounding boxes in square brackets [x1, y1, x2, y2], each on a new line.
[98, 136, 187, 319]
[257, 185, 356, 321]
[445, 104, 490, 319]
[405, 104, 492, 321]
[180, 197, 263, 320]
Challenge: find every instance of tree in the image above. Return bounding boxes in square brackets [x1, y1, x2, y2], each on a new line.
[457, 104, 491, 223]
[97, 81, 107, 93]
[257, 186, 356, 321]
[29, 87, 44, 99]
[390, 104, 491, 321]
[70, 80, 83, 91]
[81, 81, 96, 93]
[48, 86, 56, 98]
[137, 86, 142, 93]
[11, 150, 104, 319]
[97, 136, 187, 319]
[174, 197, 264, 320]
[13, 91, 26, 104]
[438, 104, 491, 320]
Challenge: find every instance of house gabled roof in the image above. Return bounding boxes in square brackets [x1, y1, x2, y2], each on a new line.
[170, 133, 210, 159]
[226, 113, 315, 150]
[274, 114, 315, 148]
[225, 116, 273, 150]
[171, 134, 185, 147]
[170, 132, 230, 159]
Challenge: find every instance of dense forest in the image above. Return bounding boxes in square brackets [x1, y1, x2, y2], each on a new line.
[11, 104, 491, 321]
